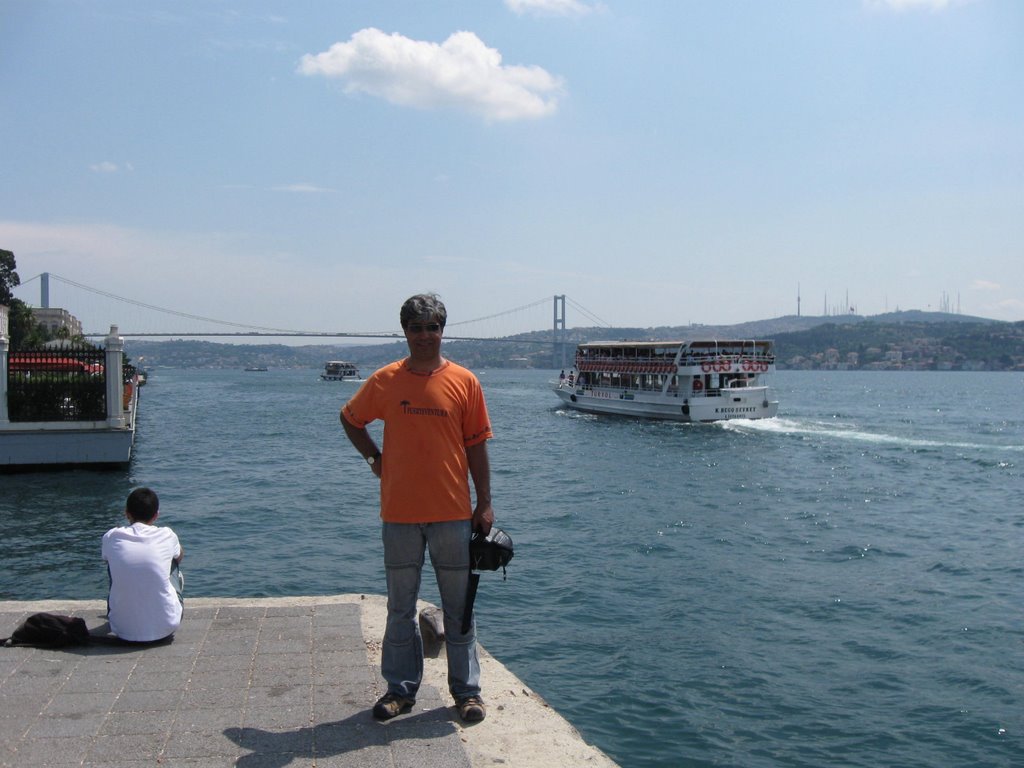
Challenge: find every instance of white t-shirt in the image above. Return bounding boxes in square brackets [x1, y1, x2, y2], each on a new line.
[102, 522, 183, 642]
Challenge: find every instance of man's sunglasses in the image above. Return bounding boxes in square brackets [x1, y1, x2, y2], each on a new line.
[407, 322, 442, 334]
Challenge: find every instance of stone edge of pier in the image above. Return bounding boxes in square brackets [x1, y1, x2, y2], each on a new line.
[0, 593, 618, 768]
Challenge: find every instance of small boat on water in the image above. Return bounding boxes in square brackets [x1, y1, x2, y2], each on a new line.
[320, 360, 360, 381]
[553, 339, 778, 422]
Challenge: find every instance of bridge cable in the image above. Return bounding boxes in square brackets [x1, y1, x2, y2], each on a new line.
[565, 297, 612, 328]
[33, 274, 561, 338]
[447, 297, 551, 328]
[47, 273, 332, 335]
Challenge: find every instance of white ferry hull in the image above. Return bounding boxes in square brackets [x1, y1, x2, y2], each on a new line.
[553, 384, 777, 422]
[553, 338, 779, 423]
[320, 361, 360, 381]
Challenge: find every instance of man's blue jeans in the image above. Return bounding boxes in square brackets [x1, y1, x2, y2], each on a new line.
[381, 520, 481, 701]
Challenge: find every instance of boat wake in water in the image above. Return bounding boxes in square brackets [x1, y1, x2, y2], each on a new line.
[721, 416, 1024, 453]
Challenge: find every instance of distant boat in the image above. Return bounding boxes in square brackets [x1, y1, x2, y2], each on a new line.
[553, 339, 778, 422]
[320, 361, 360, 381]
[244, 366, 268, 372]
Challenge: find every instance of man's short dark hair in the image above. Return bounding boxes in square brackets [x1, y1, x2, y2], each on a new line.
[400, 294, 447, 330]
[126, 487, 159, 523]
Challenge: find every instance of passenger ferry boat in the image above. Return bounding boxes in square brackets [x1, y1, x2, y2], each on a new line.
[552, 340, 778, 422]
[320, 360, 360, 381]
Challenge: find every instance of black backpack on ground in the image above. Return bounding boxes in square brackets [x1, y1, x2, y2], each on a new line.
[1, 612, 91, 648]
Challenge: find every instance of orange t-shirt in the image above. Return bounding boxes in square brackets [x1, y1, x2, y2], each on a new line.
[341, 359, 493, 523]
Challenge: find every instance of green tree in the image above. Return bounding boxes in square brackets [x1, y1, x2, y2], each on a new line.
[1, 248, 47, 349]
[7, 300, 47, 348]
[1, 248, 18, 304]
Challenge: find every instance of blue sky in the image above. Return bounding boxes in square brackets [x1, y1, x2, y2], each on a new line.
[2, 0, 1021, 338]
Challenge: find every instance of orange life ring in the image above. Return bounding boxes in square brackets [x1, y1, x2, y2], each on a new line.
[701, 361, 713, 373]
[693, 379, 703, 391]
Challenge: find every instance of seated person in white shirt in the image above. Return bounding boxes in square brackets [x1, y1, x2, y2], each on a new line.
[102, 487, 184, 643]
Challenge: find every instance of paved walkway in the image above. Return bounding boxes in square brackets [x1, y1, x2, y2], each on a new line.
[0, 594, 617, 768]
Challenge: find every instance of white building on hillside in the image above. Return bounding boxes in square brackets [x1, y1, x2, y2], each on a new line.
[31, 307, 83, 337]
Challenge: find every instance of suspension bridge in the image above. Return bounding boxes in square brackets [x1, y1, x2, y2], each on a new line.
[12, 273, 610, 348]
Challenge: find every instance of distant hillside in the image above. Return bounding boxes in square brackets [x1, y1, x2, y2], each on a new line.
[124, 338, 408, 371]
[771, 318, 1024, 371]
[509, 309, 995, 344]
[124, 311, 1021, 371]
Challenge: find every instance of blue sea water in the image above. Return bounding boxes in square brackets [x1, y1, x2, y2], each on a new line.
[2, 368, 1022, 767]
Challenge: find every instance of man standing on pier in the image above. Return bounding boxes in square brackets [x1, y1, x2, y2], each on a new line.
[340, 293, 494, 723]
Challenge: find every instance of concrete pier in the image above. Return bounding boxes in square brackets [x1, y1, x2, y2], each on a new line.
[0, 594, 618, 767]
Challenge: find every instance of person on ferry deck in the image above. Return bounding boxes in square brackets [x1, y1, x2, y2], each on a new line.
[340, 293, 495, 724]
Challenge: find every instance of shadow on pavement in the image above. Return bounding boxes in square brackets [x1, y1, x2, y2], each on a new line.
[225, 706, 464, 768]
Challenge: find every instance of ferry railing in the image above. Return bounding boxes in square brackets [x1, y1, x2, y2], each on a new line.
[577, 352, 775, 369]
[685, 353, 776, 366]
[569, 376, 771, 397]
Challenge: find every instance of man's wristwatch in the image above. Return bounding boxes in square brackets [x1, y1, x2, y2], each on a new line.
[366, 451, 381, 466]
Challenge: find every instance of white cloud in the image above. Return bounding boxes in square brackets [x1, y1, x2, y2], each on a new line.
[89, 161, 121, 173]
[863, 0, 969, 11]
[298, 28, 563, 121]
[270, 183, 335, 193]
[219, 182, 335, 193]
[0, 219, 416, 335]
[505, 0, 599, 17]
[971, 279, 1001, 292]
[995, 298, 1024, 312]
[0, 219, 267, 313]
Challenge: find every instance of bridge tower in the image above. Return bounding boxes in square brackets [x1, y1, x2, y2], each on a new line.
[553, 294, 567, 369]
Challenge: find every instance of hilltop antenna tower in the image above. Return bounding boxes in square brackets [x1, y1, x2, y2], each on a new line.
[797, 283, 801, 317]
